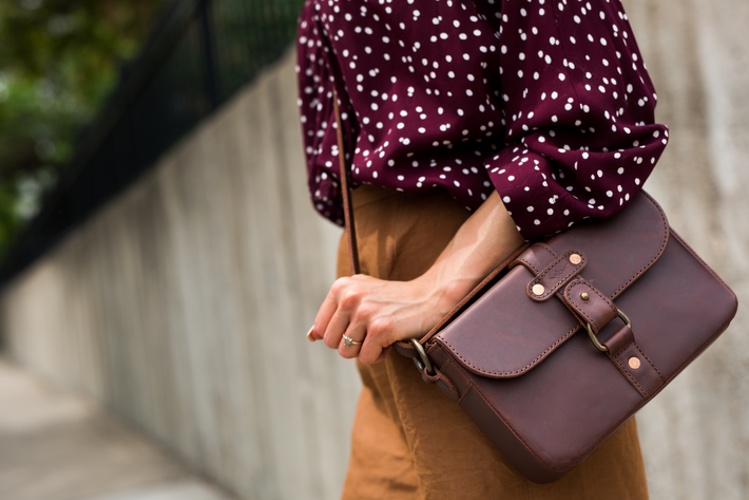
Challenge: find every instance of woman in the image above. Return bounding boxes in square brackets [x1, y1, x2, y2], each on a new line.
[297, 0, 668, 498]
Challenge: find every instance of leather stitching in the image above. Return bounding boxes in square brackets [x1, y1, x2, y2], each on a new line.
[564, 280, 616, 332]
[429, 359, 460, 400]
[515, 256, 541, 275]
[514, 243, 557, 276]
[528, 251, 586, 301]
[408, 244, 531, 350]
[612, 340, 647, 397]
[611, 192, 670, 299]
[427, 194, 670, 378]
[638, 347, 664, 380]
[613, 340, 664, 380]
[618, 341, 664, 381]
[438, 322, 580, 377]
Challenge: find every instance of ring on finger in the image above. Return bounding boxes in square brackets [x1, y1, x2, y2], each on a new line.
[342, 334, 363, 348]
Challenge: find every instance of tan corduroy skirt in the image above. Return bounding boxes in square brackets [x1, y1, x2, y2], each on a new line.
[336, 185, 649, 500]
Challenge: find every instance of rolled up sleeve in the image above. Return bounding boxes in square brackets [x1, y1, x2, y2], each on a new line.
[486, 0, 668, 240]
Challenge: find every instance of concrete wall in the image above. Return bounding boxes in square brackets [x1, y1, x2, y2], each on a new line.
[1, 2, 748, 498]
[0, 53, 359, 500]
[625, 1, 749, 498]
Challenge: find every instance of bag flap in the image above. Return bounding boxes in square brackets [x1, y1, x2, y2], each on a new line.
[433, 192, 669, 379]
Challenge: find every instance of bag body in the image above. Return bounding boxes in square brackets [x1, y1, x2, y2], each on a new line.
[397, 192, 738, 483]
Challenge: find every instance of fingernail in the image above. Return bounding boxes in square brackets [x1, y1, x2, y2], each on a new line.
[306, 326, 317, 342]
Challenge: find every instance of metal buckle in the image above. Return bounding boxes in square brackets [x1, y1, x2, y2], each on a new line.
[585, 309, 632, 352]
[410, 339, 435, 376]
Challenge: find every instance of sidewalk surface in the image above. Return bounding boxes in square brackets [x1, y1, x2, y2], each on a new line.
[0, 358, 235, 500]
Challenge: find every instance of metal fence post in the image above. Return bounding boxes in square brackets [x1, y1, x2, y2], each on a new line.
[200, 0, 221, 109]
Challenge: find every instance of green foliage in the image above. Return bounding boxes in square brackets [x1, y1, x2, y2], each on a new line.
[0, 0, 167, 252]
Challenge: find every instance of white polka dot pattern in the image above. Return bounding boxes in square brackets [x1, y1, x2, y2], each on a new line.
[296, 0, 669, 239]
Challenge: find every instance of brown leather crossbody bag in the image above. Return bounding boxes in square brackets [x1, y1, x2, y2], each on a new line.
[333, 101, 738, 483]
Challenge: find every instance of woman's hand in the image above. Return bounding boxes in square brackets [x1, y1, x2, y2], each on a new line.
[308, 271, 465, 364]
[307, 191, 525, 364]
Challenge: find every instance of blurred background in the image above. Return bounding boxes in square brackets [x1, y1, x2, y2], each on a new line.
[0, 0, 746, 499]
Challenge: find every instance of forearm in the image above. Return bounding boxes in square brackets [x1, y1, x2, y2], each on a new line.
[414, 191, 525, 320]
[309, 190, 525, 363]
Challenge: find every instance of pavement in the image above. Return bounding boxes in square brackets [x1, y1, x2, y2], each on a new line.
[0, 358, 235, 500]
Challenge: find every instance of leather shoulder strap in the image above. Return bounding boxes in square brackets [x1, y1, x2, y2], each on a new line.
[333, 94, 361, 275]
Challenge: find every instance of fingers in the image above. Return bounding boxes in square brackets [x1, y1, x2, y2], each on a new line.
[357, 316, 392, 364]
[309, 280, 346, 342]
[306, 326, 322, 342]
[338, 322, 366, 359]
[306, 276, 395, 364]
[324, 307, 351, 348]
[307, 277, 359, 346]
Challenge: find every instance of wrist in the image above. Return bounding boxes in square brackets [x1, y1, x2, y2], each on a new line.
[414, 265, 482, 322]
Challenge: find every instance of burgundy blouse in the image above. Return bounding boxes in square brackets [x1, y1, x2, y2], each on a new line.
[296, 0, 668, 240]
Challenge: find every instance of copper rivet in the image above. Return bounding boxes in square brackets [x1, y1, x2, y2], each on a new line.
[580, 292, 590, 301]
[532, 284, 545, 296]
[569, 253, 582, 265]
[628, 357, 641, 370]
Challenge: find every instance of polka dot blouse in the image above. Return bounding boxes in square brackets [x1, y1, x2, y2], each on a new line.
[296, 0, 669, 240]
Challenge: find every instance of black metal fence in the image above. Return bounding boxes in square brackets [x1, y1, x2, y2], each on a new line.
[0, 0, 304, 284]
